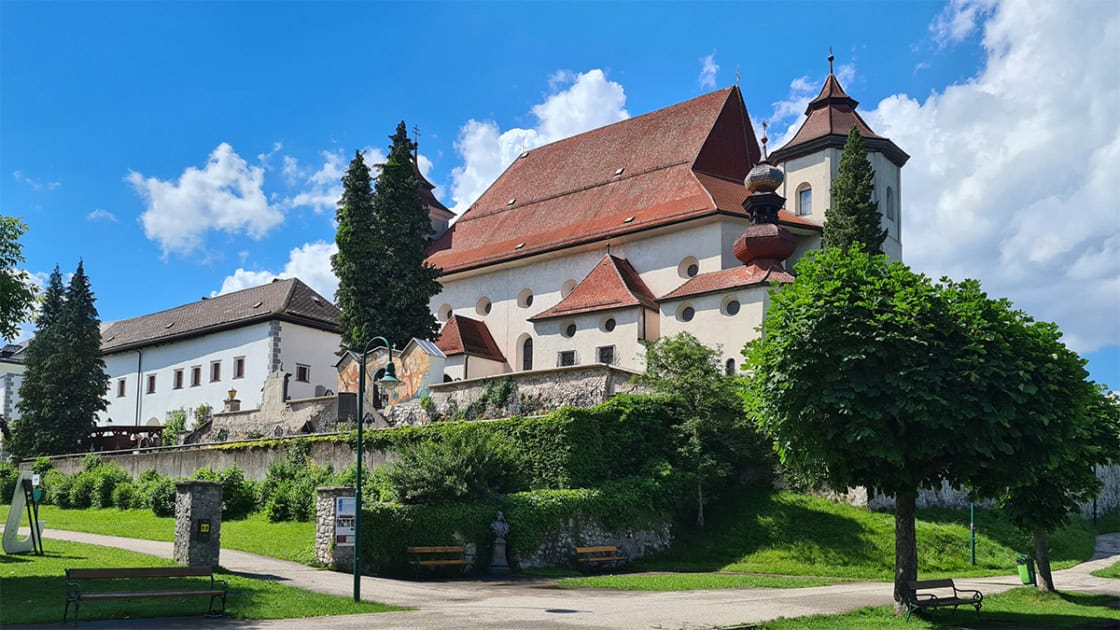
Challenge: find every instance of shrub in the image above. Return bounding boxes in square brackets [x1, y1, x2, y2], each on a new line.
[32, 457, 53, 474]
[148, 478, 176, 517]
[0, 462, 19, 504]
[111, 482, 135, 508]
[382, 429, 517, 504]
[163, 408, 187, 445]
[81, 453, 102, 471]
[43, 469, 72, 507]
[90, 464, 130, 508]
[260, 441, 334, 522]
[192, 465, 259, 519]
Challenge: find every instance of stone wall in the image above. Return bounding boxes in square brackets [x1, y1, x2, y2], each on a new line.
[186, 371, 338, 444]
[315, 487, 355, 571]
[513, 520, 672, 569]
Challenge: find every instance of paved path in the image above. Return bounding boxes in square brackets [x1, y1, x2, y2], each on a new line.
[7, 528, 1119, 629]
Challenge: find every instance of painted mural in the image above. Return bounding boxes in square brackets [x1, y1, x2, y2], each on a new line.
[336, 340, 445, 410]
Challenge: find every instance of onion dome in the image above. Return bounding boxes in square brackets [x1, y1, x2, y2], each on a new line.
[745, 160, 784, 194]
[733, 223, 796, 270]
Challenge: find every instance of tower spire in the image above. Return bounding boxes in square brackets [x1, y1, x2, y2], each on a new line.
[761, 121, 769, 160]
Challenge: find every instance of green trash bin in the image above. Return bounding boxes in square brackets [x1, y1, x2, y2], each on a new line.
[1016, 553, 1036, 585]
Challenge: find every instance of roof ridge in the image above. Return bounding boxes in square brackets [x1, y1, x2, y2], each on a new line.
[106, 277, 297, 327]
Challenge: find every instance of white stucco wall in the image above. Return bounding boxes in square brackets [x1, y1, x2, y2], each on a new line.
[532, 308, 648, 372]
[659, 286, 769, 369]
[1, 361, 25, 422]
[277, 324, 343, 400]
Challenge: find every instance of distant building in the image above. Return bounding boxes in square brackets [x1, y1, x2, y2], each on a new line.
[0, 342, 28, 424]
[97, 278, 342, 428]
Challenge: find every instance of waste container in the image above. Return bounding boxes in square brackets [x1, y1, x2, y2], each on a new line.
[1016, 553, 1036, 585]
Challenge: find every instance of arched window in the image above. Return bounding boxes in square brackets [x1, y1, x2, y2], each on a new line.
[886, 187, 895, 221]
[725, 358, 736, 376]
[797, 184, 812, 216]
[522, 337, 533, 371]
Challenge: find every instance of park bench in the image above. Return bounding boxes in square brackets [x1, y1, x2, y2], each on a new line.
[406, 545, 472, 577]
[574, 545, 628, 573]
[904, 578, 983, 621]
[64, 566, 227, 626]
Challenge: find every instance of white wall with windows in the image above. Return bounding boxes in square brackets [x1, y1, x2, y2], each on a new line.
[531, 307, 649, 373]
[659, 287, 769, 369]
[278, 324, 342, 399]
[1, 361, 25, 422]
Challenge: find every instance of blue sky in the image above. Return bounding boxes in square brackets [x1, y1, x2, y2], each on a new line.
[2, 0, 1117, 388]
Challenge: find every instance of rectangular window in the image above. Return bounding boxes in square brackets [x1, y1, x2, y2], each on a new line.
[233, 356, 245, 379]
[191, 366, 201, 387]
[596, 345, 615, 365]
[210, 360, 221, 383]
[798, 187, 812, 216]
[296, 364, 310, 383]
[146, 374, 156, 394]
[116, 379, 126, 398]
[173, 369, 184, 390]
[558, 350, 577, 367]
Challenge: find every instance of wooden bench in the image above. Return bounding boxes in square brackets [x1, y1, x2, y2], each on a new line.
[406, 546, 472, 577]
[574, 545, 628, 573]
[904, 578, 983, 621]
[64, 566, 227, 625]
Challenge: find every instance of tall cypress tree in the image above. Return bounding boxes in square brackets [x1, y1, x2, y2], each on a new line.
[12, 267, 67, 458]
[332, 122, 441, 350]
[823, 126, 887, 255]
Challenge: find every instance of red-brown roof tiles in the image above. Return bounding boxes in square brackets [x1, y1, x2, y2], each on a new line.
[530, 255, 657, 321]
[659, 266, 794, 302]
[434, 315, 506, 362]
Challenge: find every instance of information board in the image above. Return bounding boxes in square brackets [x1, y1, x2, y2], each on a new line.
[335, 496, 355, 547]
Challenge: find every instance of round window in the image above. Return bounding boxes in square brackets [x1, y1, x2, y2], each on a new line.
[517, 288, 534, 308]
[476, 297, 492, 316]
[565, 323, 577, 337]
[687, 264, 699, 277]
[603, 318, 616, 332]
[677, 256, 700, 279]
[725, 300, 740, 316]
[438, 304, 453, 322]
[680, 306, 695, 322]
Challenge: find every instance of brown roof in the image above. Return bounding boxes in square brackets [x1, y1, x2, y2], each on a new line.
[660, 266, 794, 302]
[427, 86, 766, 274]
[530, 255, 657, 321]
[770, 74, 909, 167]
[100, 278, 340, 354]
[695, 173, 821, 231]
[434, 315, 506, 362]
[417, 162, 454, 219]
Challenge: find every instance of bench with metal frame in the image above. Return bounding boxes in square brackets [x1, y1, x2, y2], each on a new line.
[904, 578, 983, 621]
[64, 566, 227, 626]
[574, 545, 628, 573]
[406, 545, 472, 578]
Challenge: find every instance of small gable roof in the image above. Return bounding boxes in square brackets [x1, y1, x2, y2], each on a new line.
[660, 266, 794, 302]
[101, 278, 340, 354]
[427, 86, 766, 274]
[434, 315, 506, 362]
[530, 255, 657, 321]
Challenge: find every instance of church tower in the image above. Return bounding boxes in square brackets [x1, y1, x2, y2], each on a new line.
[769, 54, 909, 260]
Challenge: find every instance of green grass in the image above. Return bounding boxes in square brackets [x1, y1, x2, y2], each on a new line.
[1092, 509, 1119, 536]
[756, 588, 1120, 629]
[637, 490, 1097, 581]
[0, 538, 405, 625]
[1090, 560, 1120, 579]
[0, 505, 316, 563]
[558, 572, 838, 590]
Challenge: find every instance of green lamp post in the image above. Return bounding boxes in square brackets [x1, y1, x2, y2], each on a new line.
[352, 336, 400, 602]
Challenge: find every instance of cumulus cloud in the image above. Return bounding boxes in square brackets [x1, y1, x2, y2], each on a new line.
[128, 143, 283, 257]
[931, 0, 997, 47]
[280, 146, 437, 214]
[861, 0, 1120, 352]
[86, 209, 118, 222]
[699, 53, 719, 89]
[214, 241, 339, 301]
[448, 68, 629, 214]
[12, 170, 61, 191]
[765, 64, 856, 147]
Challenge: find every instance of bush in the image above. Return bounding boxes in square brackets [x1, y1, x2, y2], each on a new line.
[260, 441, 334, 522]
[32, 457, 53, 474]
[90, 464, 130, 508]
[43, 469, 72, 507]
[68, 472, 95, 508]
[0, 462, 18, 504]
[382, 429, 517, 504]
[111, 482, 135, 508]
[148, 478, 176, 517]
[191, 465, 259, 519]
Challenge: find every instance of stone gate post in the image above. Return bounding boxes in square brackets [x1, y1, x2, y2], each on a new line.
[316, 486, 355, 571]
[174, 480, 223, 568]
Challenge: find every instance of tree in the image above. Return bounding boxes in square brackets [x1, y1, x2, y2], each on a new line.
[637, 333, 767, 527]
[11, 262, 107, 457]
[332, 122, 441, 350]
[740, 246, 1089, 610]
[822, 126, 887, 254]
[0, 215, 38, 340]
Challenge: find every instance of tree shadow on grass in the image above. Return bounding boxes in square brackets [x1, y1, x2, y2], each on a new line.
[916, 506, 1097, 567]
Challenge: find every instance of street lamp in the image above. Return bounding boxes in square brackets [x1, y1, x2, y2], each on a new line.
[352, 336, 400, 602]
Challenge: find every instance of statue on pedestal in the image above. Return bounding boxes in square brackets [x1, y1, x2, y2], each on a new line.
[489, 511, 510, 575]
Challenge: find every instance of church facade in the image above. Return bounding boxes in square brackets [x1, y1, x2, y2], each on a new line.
[424, 71, 907, 380]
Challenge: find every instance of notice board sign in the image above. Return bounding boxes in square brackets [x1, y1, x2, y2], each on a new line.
[335, 496, 356, 547]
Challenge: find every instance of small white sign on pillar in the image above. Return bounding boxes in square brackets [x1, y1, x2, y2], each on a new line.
[335, 496, 355, 547]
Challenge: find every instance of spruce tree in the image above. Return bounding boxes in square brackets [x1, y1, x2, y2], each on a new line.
[11, 267, 67, 458]
[332, 122, 441, 351]
[822, 126, 887, 255]
[58, 260, 108, 448]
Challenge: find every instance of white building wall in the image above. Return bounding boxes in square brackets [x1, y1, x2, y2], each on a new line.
[277, 324, 343, 400]
[99, 322, 275, 428]
[660, 286, 769, 369]
[533, 308, 646, 372]
[1, 361, 25, 422]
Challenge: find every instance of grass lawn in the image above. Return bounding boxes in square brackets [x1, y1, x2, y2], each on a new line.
[635, 490, 1097, 581]
[1090, 560, 1119, 579]
[0, 505, 316, 564]
[0, 538, 405, 625]
[756, 588, 1120, 629]
[558, 572, 838, 590]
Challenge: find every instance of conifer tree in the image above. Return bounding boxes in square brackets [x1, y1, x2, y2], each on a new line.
[332, 122, 441, 351]
[11, 267, 67, 458]
[59, 260, 109, 446]
[823, 126, 887, 254]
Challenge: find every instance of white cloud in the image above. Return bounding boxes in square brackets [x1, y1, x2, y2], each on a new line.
[931, 0, 998, 47]
[861, 0, 1120, 353]
[214, 241, 339, 302]
[281, 146, 432, 214]
[86, 209, 118, 222]
[765, 64, 856, 147]
[257, 142, 283, 168]
[448, 68, 629, 214]
[128, 143, 283, 257]
[12, 170, 61, 191]
[699, 53, 719, 89]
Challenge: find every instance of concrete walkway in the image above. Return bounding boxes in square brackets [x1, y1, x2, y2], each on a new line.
[7, 528, 1119, 629]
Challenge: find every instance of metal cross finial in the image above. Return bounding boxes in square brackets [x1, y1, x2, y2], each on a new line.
[828, 47, 835, 75]
[761, 121, 769, 159]
[412, 124, 420, 161]
[736, 65, 741, 87]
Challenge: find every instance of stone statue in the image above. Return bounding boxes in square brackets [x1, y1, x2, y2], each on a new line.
[490, 511, 509, 542]
[489, 511, 510, 575]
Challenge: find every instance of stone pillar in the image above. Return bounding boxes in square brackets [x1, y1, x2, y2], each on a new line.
[316, 486, 355, 571]
[174, 480, 222, 568]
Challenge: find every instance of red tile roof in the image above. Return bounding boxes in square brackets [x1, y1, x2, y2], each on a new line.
[434, 315, 506, 362]
[427, 86, 766, 274]
[694, 173, 821, 230]
[530, 255, 657, 321]
[660, 265, 794, 302]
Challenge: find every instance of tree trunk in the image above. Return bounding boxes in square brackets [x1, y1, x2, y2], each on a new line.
[893, 490, 918, 613]
[696, 470, 705, 528]
[1033, 528, 1055, 592]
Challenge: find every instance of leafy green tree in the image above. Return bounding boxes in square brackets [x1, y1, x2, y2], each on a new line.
[0, 215, 38, 340]
[741, 246, 1091, 609]
[637, 333, 766, 527]
[332, 122, 441, 351]
[163, 408, 187, 445]
[823, 126, 887, 255]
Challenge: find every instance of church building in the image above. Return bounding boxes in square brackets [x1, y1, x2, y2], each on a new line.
[424, 67, 907, 379]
